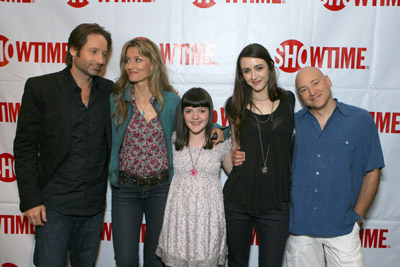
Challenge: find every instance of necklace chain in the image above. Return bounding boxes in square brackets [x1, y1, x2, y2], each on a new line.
[136, 99, 151, 116]
[188, 146, 203, 176]
[254, 117, 270, 174]
[253, 100, 274, 174]
[253, 100, 274, 124]
[253, 97, 269, 101]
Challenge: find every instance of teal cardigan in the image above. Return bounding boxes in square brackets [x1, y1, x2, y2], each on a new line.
[108, 88, 180, 187]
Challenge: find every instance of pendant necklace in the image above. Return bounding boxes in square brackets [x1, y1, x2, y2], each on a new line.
[136, 99, 151, 116]
[253, 97, 269, 101]
[255, 118, 270, 174]
[253, 101, 274, 174]
[188, 145, 203, 176]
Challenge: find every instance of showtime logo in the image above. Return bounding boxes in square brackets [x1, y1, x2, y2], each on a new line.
[322, 0, 400, 11]
[0, 35, 13, 67]
[275, 39, 368, 73]
[67, 0, 155, 8]
[193, 0, 216, 8]
[1, 263, 18, 267]
[360, 228, 390, 248]
[0, 153, 15, 183]
[159, 43, 218, 65]
[67, 0, 89, 8]
[0, 35, 67, 67]
[193, 0, 284, 8]
[0, 102, 20, 123]
[213, 107, 229, 127]
[370, 111, 400, 134]
[0, 215, 35, 234]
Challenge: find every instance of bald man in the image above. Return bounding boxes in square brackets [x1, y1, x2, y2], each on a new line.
[285, 67, 384, 267]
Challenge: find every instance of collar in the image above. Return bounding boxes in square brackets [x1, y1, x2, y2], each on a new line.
[297, 99, 349, 118]
[129, 86, 156, 105]
[67, 66, 98, 94]
[123, 84, 157, 105]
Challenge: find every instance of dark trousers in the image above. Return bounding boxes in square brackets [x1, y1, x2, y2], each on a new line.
[111, 180, 169, 267]
[33, 208, 104, 267]
[224, 201, 289, 267]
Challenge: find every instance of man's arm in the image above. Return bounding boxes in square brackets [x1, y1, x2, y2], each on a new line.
[354, 168, 381, 219]
[13, 78, 44, 213]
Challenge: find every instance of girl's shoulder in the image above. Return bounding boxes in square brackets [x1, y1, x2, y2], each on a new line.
[214, 138, 232, 154]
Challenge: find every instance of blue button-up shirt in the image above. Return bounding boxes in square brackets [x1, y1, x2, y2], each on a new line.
[289, 100, 384, 237]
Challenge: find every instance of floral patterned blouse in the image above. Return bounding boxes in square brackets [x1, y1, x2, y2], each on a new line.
[119, 93, 168, 176]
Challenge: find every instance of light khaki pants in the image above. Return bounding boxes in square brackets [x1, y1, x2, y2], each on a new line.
[286, 223, 364, 267]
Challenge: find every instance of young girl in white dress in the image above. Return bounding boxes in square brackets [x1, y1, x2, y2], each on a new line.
[156, 87, 232, 267]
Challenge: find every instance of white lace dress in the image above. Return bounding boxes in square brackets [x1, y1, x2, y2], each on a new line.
[156, 135, 231, 267]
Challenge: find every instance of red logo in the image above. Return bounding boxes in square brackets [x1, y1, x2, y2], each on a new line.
[322, 0, 400, 11]
[275, 39, 306, 73]
[0, 102, 20, 123]
[2, 263, 18, 267]
[322, 0, 349, 11]
[159, 43, 218, 66]
[193, 0, 285, 8]
[0, 35, 14, 67]
[370, 112, 400, 134]
[0, 153, 16, 183]
[193, 0, 216, 8]
[67, 0, 89, 8]
[360, 228, 390, 248]
[226, 0, 284, 4]
[0, 36, 68, 67]
[275, 39, 368, 73]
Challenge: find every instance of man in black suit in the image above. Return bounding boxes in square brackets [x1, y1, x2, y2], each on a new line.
[13, 23, 113, 267]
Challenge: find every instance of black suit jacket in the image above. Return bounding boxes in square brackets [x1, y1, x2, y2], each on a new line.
[13, 67, 113, 212]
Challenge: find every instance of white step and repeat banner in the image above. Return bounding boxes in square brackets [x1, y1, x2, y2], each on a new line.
[1, 0, 400, 266]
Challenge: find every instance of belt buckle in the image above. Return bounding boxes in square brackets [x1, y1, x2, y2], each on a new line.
[138, 176, 151, 187]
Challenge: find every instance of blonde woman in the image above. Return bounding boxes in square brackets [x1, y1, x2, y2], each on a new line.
[109, 38, 180, 267]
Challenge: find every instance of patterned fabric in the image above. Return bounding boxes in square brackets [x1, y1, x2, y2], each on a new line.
[119, 94, 168, 176]
[156, 133, 231, 266]
[109, 89, 181, 187]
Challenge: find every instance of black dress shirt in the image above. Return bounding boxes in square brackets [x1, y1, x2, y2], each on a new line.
[42, 71, 107, 216]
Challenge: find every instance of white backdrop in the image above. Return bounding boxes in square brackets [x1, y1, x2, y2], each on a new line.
[1, 0, 400, 266]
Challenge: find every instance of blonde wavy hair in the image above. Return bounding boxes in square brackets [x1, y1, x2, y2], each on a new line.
[112, 38, 172, 128]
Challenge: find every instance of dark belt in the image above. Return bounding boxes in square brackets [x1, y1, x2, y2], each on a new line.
[118, 170, 169, 187]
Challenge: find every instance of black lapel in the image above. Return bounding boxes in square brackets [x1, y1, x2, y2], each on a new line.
[54, 68, 72, 146]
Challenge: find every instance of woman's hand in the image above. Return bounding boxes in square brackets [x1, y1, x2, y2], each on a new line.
[232, 146, 245, 166]
[211, 128, 224, 144]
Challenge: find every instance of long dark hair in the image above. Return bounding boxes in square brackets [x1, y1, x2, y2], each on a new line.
[175, 87, 214, 151]
[227, 43, 284, 143]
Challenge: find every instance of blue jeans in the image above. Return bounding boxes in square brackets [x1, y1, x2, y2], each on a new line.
[111, 180, 170, 267]
[224, 201, 289, 267]
[33, 208, 104, 267]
